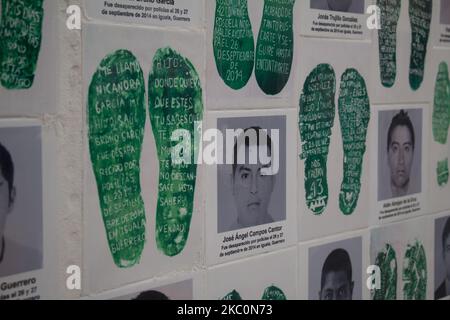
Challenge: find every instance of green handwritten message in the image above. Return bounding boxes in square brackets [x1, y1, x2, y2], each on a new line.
[338, 69, 370, 216]
[403, 240, 427, 300]
[255, 0, 295, 95]
[432, 62, 450, 186]
[261, 285, 287, 300]
[148, 47, 203, 257]
[299, 64, 336, 215]
[222, 290, 242, 300]
[213, 0, 254, 90]
[373, 244, 397, 300]
[408, 0, 432, 91]
[377, 0, 401, 88]
[88, 50, 147, 268]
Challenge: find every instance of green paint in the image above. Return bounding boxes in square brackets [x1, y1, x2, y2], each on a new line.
[0, 0, 45, 89]
[437, 159, 449, 187]
[432, 62, 450, 187]
[255, 0, 295, 95]
[338, 69, 370, 216]
[88, 50, 146, 268]
[373, 244, 397, 300]
[432, 62, 450, 145]
[221, 290, 242, 300]
[261, 285, 287, 300]
[408, 0, 432, 91]
[148, 47, 203, 257]
[213, 0, 254, 90]
[377, 0, 401, 88]
[299, 64, 336, 215]
[403, 240, 427, 300]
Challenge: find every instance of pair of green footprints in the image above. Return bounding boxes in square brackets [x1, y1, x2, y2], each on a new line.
[222, 286, 286, 300]
[299, 64, 370, 216]
[433, 62, 450, 187]
[377, 0, 432, 90]
[88, 48, 203, 268]
[213, 0, 295, 95]
[0, 0, 45, 89]
[373, 241, 427, 300]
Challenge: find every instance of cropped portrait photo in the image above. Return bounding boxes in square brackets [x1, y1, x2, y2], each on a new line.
[435, 216, 450, 300]
[378, 109, 423, 201]
[310, 0, 365, 14]
[441, 0, 450, 25]
[217, 116, 286, 233]
[0, 126, 43, 278]
[308, 237, 362, 300]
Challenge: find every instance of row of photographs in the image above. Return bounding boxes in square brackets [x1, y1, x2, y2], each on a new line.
[82, 212, 450, 300]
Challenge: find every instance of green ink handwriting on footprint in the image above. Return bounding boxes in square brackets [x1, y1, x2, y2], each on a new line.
[213, 0, 254, 90]
[432, 62, 450, 187]
[255, 0, 295, 95]
[377, 0, 401, 88]
[88, 50, 147, 268]
[148, 47, 203, 257]
[403, 240, 427, 300]
[261, 285, 287, 300]
[299, 64, 336, 215]
[373, 244, 397, 300]
[437, 159, 449, 187]
[408, 0, 432, 91]
[0, 0, 45, 89]
[222, 290, 242, 300]
[432, 62, 450, 145]
[338, 69, 370, 216]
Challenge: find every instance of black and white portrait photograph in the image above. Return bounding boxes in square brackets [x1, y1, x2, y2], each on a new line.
[435, 216, 450, 300]
[0, 126, 43, 278]
[441, 0, 450, 25]
[120, 279, 193, 300]
[217, 116, 286, 233]
[308, 237, 362, 300]
[310, 0, 365, 14]
[378, 109, 423, 201]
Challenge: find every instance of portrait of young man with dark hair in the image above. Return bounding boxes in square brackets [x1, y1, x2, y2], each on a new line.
[228, 127, 276, 231]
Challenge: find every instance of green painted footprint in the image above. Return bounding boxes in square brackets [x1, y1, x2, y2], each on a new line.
[373, 244, 397, 300]
[221, 290, 242, 300]
[88, 50, 147, 268]
[377, 0, 401, 88]
[0, 0, 45, 89]
[432, 62, 450, 186]
[403, 240, 427, 300]
[408, 0, 432, 91]
[213, 0, 254, 90]
[338, 69, 370, 216]
[261, 285, 287, 300]
[437, 159, 449, 187]
[299, 64, 336, 215]
[255, 0, 295, 95]
[148, 47, 203, 257]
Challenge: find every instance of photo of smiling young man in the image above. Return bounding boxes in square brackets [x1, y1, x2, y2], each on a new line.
[378, 109, 423, 201]
[310, 0, 365, 14]
[217, 116, 286, 233]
